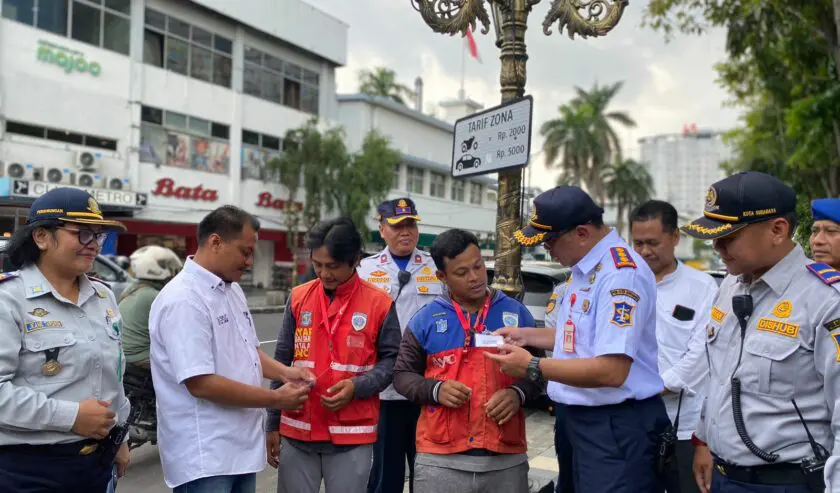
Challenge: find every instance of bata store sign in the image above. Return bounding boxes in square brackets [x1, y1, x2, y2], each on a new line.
[255, 192, 303, 211]
[151, 178, 219, 202]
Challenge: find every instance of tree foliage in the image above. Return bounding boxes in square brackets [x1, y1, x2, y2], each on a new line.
[643, 0, 840, 246]
[269, 119, 399, 240]
[602, 159, 655, 235]
[358, 67, 415, 105]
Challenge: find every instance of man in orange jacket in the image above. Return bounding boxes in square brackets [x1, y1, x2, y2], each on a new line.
[266, 217, 402, 493]
[394, 229, 543, 493]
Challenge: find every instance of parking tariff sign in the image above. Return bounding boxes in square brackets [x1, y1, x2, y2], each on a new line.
[451, 95, 533, 178]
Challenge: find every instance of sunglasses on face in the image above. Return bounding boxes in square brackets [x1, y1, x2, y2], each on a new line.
[57, 227, 108, 246]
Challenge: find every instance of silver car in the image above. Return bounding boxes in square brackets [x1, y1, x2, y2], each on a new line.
[485, 261, 571, 327]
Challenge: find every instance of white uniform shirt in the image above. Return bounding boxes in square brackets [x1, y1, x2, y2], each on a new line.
[357, 248, 441, 400]
[655, 262, 718, 439]
[150, 258, 265, 488]
[548, 230, 664, 406]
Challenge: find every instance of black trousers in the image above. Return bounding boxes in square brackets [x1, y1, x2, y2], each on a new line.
[0, 446, 112, 493]
[554, 404, 575, 493]
[367, 400, 422, 493]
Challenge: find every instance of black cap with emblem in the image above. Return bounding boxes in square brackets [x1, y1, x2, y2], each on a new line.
[513, 186, 604, 246]
[27, 187, 126, 231]
[376, 198, 421, 225]
[681, 171, 796, 240]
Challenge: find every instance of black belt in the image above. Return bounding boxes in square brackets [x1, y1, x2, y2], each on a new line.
[714, 459, 807, 486]
[0, 438, 101, 457]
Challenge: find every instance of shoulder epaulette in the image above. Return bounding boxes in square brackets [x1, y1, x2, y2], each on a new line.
[0, 271, 19, 283]
[610, 247, 637, 269]
[807, 263, 840, 285]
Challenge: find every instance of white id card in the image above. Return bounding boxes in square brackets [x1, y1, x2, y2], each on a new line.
[475, 334, 504, 348]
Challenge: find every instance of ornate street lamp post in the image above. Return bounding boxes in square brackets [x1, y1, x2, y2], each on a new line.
[411, 0, 627, 298]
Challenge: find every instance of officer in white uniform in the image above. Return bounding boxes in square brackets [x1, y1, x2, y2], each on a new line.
[489, 186, 670, 493]
[358, 198, 441, 493]
[0, 187, 131, 492]
[683, 172, 840, 493]
[630, 200, 718, 493]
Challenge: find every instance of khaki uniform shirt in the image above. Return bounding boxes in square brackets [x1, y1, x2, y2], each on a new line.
[696, 246, 840, 487]
[0, 264, 129, 445]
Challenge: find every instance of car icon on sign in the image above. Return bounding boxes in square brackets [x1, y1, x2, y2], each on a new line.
[456, 154, 481, 172]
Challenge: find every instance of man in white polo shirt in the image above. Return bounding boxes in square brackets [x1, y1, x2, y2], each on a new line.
[630, 200, 718, 493]
[150, 206, 313, 493]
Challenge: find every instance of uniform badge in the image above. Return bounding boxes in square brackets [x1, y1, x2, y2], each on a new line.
[772, 300, 792, 319]
[546, 293, 558, 314]
[29, 308, 49, 318]
[105, 308, 115, 324]
[94, 289, 106, 299]
[435, 319, 448, 333]
[414, 254, 422, 264]
[502, 312, 519, 328]
[422, 266, 433, 275]
[41, 359, 62, 376]
[380, 254, 388, 264]
[29, 284, 44, 295]
[610, 301, 635, 328]
[582, 299, 591, 313]
[351, 312, 368, 331]
[711, 306, 725, 323]
[705, 186, 718, 210]
[610, 247, 637, 269]
[832, 333, 840, 362]
[707, 325, 715, 339]
[87, 197, 102, 215]
[595, 263, 602, 272]
[418, 285, 429, 294]
[589, 272, 596, 285]
[301, 311, 312, 327]
[370, 270, 388, 277]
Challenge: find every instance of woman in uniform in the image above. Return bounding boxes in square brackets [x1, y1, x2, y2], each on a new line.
[0, 187, 132, 492]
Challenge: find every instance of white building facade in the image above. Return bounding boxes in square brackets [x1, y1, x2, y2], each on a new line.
[0, 0, 347, 288]
[337, 93, 498, 254]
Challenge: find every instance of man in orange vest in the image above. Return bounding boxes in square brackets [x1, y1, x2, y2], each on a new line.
[394, 229, 543, 493]
[266, 217, 402, 493]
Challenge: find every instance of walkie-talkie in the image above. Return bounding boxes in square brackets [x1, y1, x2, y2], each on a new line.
[792, 399, 827, 492]
[656, 389, 683, 476]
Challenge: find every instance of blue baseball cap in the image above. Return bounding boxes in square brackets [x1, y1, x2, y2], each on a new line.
[513, 186, 604, 246]
[376, 198, 421, 225]
[812, 198, 840, 223]
[27, 187, 126, 232]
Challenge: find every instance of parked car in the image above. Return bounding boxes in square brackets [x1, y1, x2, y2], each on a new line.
[485, 261, 570, 327]
[0, 237, 136, 300]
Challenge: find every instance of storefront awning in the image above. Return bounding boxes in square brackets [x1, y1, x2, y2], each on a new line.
[0, 178, 147, 213]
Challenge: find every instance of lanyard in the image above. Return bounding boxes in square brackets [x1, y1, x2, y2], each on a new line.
[317, 279, 360, 353]
[451, 295, 491, 351]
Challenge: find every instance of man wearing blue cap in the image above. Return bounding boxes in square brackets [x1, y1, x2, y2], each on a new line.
[488, 186, 670, 493]
[811, 198, 840, 269]
[358, 198, 441, 493]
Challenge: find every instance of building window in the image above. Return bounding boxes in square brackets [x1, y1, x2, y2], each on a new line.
[470, 183, 482, 205]
[407, 167, 424, 194]
[139, 105, 230, 174]
[392, 166, 401, 190]
[430, 172, 445, 198]
[1, 0, 68, 38]
[451, 180, 465, 202]
[67, 0, 130, 55]
[241, 129, 284, 181]
[5, 119, 117, 151]
[143, 9, 232, 88]
[243, 44, 320, 115]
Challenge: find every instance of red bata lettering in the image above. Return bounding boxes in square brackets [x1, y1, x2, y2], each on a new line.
[152, 178, 218, 202]
[255, 192, 303, 211]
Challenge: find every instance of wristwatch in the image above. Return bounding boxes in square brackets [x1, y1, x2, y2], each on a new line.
[526, 357, 544, 384]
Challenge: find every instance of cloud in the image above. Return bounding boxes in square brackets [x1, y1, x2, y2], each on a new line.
[309, 0, 740, 191]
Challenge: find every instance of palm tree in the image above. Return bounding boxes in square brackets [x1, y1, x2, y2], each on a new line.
[541, 81, 636, 202]
[358, 67, 414, 105]
[602, 158, 654, 236]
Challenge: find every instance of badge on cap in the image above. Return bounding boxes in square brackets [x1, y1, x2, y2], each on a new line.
[396, 199, 412, 215]
[87, 197, 102, 215]
[351, 312, 368, 331]
[705, 187, 718, 211]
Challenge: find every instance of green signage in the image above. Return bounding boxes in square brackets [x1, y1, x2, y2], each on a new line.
[36, 40, 102, 77]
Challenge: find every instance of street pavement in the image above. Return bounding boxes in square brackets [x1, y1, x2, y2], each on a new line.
[117, 311, 560, 493]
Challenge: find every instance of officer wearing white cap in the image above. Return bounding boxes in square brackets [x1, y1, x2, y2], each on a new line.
[682, 171, 840, 493]
[358, 197, 441, 493]
[488, 185, 670, 493]
[0, 187, 132, 491]
[810, 199, 840, 269]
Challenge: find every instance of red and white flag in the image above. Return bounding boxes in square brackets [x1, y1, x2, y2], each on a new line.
[465, 26, 482, 63]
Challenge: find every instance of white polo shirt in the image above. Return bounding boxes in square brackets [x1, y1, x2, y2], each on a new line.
[150, 258, 265, 488]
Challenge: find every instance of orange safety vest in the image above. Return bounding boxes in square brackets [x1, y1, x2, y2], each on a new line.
[415, 346, 527, 455]
[279, 273, 391, 445]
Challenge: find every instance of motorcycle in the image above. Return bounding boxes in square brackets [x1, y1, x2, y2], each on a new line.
[123, 363, 157, 450]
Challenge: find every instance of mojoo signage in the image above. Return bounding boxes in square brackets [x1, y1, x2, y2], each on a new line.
[36, 39, 102, 77]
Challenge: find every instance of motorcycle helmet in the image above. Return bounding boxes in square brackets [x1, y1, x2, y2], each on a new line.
[129, 245, 183, 281]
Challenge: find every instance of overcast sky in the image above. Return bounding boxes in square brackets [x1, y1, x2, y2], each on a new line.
[305, 0, 740, 189]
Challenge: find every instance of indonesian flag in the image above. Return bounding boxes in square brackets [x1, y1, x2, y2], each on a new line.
[465, 26, 481, 63]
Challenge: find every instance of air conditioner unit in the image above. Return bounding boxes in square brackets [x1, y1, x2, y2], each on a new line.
[45, 168, 74, 185]
[75, 151, 98, 171]
[2, 162, 27, 178]
[76, 172, 105, 188]
[4, 163, 44, 180]
[106, 176, 130, 190]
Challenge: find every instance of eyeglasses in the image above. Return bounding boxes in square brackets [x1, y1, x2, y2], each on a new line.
[57, 227, 108, 246]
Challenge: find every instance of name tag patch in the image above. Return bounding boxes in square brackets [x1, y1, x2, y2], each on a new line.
[711, 306, 726, 323]
[610, 289, 640, 302]
[824, 318, 840, 332]
[24, 320, 64, 332]
[415, 275, 438, 283]
[756, 318, 800, 338]
[347, 334, 365, 348]
[369, 277, 391, 284]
